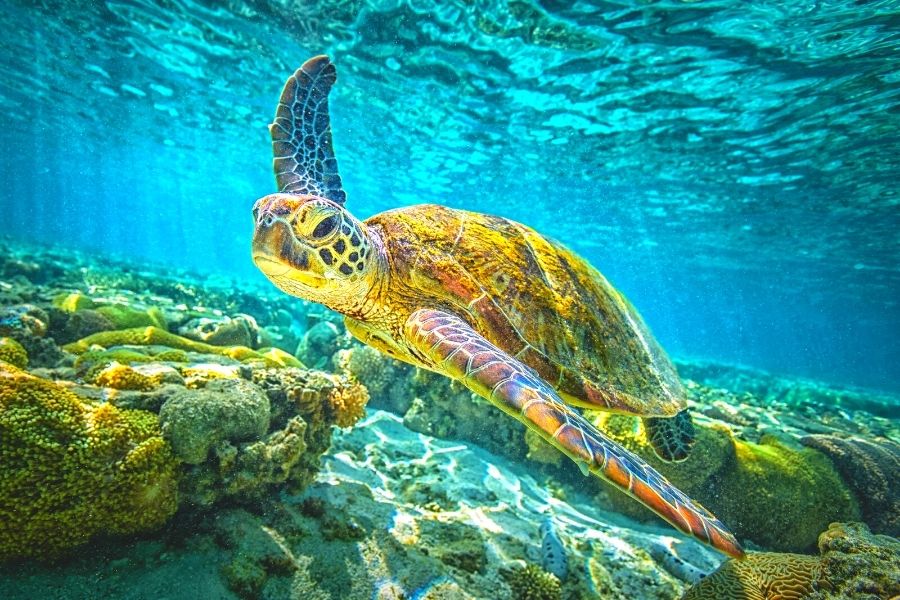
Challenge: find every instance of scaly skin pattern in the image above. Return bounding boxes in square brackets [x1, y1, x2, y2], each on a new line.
[405, 308, 744, 558]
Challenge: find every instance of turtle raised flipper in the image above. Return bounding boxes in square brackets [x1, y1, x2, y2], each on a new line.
[269, 55, 346, 204]
[404, 308, 745, 559]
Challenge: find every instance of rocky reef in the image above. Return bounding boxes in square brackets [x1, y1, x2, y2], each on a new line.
[0, 240, 898, 600]
[0, 241, 368, 563]
[682, 522, 900, 600]
[333, 341, 896, 554]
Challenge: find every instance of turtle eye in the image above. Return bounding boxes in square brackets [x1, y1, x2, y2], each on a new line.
[311, 214, 339, 238]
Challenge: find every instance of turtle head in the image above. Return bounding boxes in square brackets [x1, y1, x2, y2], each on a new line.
[251, 193, 377, 307]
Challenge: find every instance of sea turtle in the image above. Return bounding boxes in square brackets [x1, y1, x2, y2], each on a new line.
[251, 56, 744, 558]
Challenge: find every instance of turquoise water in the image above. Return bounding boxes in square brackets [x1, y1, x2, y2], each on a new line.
[1, 0, 898, 392]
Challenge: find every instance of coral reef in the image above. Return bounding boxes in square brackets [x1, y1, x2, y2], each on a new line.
[159, 378, 271, 464]
[337, 344, 394, 397]
[683, 522, 900, 600]
[296, 320, 344, 369]
[676, 359, 898, 419]
[0, 304, 49, 338]
[178, 314, 260, 348]
[92, 362, 163, 391]
[718, 435, 859, 551]
[95, 304, 168, 330]
[1, 241, 897, 599]
[0, 304, 62, 367]
[504, 563, 562, 600]
[681, 551, 821, 600]
[260, 347, 305, 368]
[326, 381, 369, 428]
[63, 326, 266, 363]
[401, 369, 528, 461]
[181, 415, 309, 506]
[801, 434, 899, 537]
[808, 522, 900, 600]
[57, 309, 116, 343]
[525, 428, 563, 467]
[0, 362, 179, 561]
[171, 367, 365, 506]
[0, 337, 27, 368]
[52, 292, 96, 313]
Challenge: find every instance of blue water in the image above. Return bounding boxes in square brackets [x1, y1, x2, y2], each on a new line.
[1, 0, 898, 392]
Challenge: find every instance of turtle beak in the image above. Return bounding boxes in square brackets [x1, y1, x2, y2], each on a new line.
[252, 215, 327, 288]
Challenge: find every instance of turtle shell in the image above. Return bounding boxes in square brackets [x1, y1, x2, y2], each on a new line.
[366, 204, 686, 417]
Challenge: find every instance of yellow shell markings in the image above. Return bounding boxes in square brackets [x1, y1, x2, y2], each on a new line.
[365, 204, 685, 417]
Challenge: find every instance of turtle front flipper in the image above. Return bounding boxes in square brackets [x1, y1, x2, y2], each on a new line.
[404, 308, 744, 559]
[269, 55, 347, 204]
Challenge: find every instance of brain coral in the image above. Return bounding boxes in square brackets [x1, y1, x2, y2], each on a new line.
[0, 362, 179, 561]
[681, 552, 821, 600]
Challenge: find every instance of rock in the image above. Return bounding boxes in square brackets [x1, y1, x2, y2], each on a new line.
[0, 304, 63, 367]
[801, 434, 900, 537]
[295, 321, 342, 369]
[159, 378, 270, 464]
[808, 522, 900, 600]
[598, 418, 860, 552]
[59, 309, 116, 343]
[178, 314, 260, 348]
[0, 337, 28, 369]
[0, 304, 48, 339]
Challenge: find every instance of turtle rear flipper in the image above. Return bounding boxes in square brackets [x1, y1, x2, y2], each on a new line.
[404, 308, 744, 559]
[644, 410, 696, 462]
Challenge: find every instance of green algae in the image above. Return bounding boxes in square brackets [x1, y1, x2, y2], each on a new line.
[597, 415, 860, 552]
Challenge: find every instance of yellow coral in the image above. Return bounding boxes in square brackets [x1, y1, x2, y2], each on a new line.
[53, 292, 96, 312]
[63, 326, 269, 363]
[289, 385, 327, 422]
[0, 362, 179, 561]
[717, 437, 859, 551]
[327, 382, 369, 428]
[259, 347, 305, 368]
[92, 362, 162, 391]
[338, 345, 392, 394]
[95, 304, 167, 330]
[682, 552, 821, 600]
[505, 563, 562, 600]
[0, 337, 28, 369]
